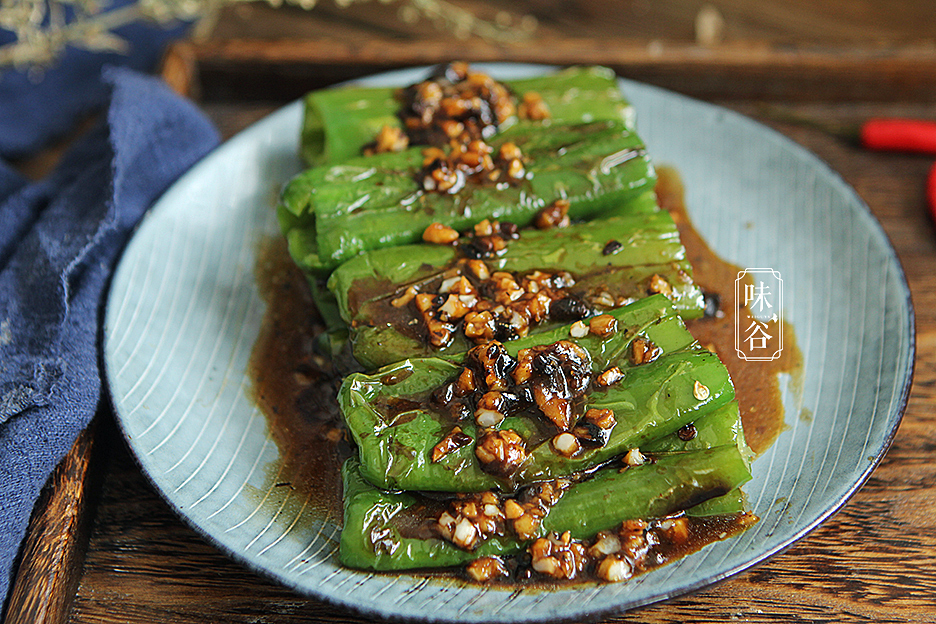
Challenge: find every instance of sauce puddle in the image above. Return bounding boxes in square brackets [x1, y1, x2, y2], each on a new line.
[249, 239, 347, 518]
[656, 166, 801, 455]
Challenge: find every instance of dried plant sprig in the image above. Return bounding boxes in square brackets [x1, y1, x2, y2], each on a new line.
[398, 0, 536, 42]
[0, 0, 176, 68]
[0, 0, 534, 70]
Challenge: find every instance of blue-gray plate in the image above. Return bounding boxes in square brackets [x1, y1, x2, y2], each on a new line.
[104, 65, 914, 622]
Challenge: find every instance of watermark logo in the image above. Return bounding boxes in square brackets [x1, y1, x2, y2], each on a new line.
[735, 268, 783, 361]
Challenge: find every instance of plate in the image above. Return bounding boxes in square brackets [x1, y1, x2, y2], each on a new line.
[104, 65, 914, 622]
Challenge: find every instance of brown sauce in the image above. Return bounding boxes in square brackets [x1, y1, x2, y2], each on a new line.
[655, 166, 801, 455]
[248, 168, 802, 581]
[248, 238, 348, 518]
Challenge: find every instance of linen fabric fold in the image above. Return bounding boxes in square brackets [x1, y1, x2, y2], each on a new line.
[0, 67, 219, 612]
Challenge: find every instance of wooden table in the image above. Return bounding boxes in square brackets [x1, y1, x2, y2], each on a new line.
[7, 2, 936, 622]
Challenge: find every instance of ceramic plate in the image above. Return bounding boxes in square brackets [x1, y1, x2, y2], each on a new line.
[104, 65, 914, 622]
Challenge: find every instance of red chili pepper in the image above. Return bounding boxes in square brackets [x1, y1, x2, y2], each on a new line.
[858, 118, 936, 223]
[860, 118, 936, 154]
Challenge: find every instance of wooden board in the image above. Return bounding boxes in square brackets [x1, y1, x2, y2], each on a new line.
[190, 1, 936, 102]
[6, 422, 103, 624]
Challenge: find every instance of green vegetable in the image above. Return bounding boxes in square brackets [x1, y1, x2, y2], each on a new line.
[338, 296, 735, 492]
[626, 397, 753, 518]
[542, 444, 751, 539]
[279, 118, 656, 275]
[328, 211, 704, 369]
[686, 488, 749, 517]
[640, 401, 752, 518]
[340, 442, 752, 571]
[339, 458, 519, 571]
[302, 66, 635, 167]
[499, 294, 696, 360]
[644, 400, 748, 455]
[516, 348, 734, 483]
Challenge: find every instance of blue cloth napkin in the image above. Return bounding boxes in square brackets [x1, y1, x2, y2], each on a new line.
[0, 3, 186, 161]
[0, 56, 220, 614]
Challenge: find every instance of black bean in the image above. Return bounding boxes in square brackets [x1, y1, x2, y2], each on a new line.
[551, 296, 591, 321]
[703, 292, 721, 318]
[460, 242, 484, 259]
[430, 381, 456, 407]
[424, 158, 445, 172]
[465, 342, 517, 389]
[498, 221, 520, 240]
[677, 423, 698, 441]
[452, 401, 473, 421]
[602, 240, 623, 255]
[510, 553, 534, 581]
[514, 383, 535, 405]
[461, 237, 495, 259]
[450, 429, 472, 447]
[493, 321, 518, 342]
[573, 422, 612, 447]
[498, 391, 524, 415]
[532, 352, 560, 376]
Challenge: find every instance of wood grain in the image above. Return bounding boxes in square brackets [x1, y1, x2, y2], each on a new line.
[207, 1, 936, 49]
[6, 421, 103, 624]
[190, 37, 936, 104]
[189, 0, 936, 103]
[59, 98, 936, 624]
